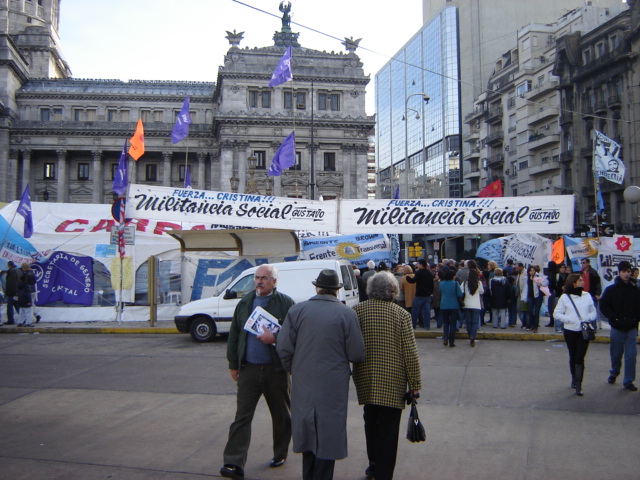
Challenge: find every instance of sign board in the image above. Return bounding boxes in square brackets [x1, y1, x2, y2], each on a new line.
[110, 226, 136, 246]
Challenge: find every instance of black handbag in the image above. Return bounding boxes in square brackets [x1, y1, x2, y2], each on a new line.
[567, 294, 596, 341]
[406, 400, 426, 443]
[581, 321, 596, 341]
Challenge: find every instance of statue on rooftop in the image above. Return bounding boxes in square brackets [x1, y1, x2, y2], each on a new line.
[280, 1, 292, 31]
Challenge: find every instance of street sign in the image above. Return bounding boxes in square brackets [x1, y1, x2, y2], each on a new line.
[110, 226, 136, 245]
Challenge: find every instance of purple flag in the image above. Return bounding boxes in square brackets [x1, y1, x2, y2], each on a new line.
[268, 46, 293, 87]
[171, 96, 192, 144]
[16, 185, 33, 238]
[34, 251, 94, 306]
[394, 185, 400, 199]
[112, 140, 129, 196]
[184, 165, 192, 189]
[268, 132, 296, 176]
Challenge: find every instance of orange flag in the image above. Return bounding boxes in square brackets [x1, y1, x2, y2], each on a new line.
[478, 179, 503, 198]
[551, 237, 565, 264]
[129, 119, 145, 160]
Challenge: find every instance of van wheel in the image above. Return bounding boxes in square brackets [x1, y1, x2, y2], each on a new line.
[190, 316, 216, 342]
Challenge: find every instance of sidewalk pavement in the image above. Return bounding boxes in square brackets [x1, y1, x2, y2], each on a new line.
[0, 316, 615, 343]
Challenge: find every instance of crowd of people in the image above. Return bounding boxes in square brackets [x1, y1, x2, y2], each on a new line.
[0, 261, 41, 327]
[217, 255, 638, 480]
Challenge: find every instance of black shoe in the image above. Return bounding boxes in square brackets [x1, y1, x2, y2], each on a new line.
[3, 322, 14, 325]
[575, 385, 584, 396]
[269, 457, 286, 468]
[220, 464, 244, 480]
[608, 375, 617, 384]
[623, 383, 638, 392]
[365, 465, 375, 479]
[35, 315, 41, 323]
[544, 323, 553, 327]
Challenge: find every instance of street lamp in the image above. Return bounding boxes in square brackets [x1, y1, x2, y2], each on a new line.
[246, 154, 258, 194]
[404, 92, 430, 198]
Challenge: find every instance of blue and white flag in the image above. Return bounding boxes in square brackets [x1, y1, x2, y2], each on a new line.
[268, 46, 293, 87]
[171, 96, 192, 144]
[112, 140, 129, 196]
[16, 185, 33, 238]
[594, 130, 625, 184]
[268, 132, 296, 176]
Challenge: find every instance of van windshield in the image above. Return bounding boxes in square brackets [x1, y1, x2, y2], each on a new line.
[227, 275, 255, 298]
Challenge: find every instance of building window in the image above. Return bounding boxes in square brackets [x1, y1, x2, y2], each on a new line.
[74, 109, 82, 121]
[261, 91, 271, 108]
[249, 90, 259, 108]
[120, 110, 130, 122]
[582, 49, 591, 65]
[179, 164, 187, 182]
[145, 164, 157, 181]
[318, 93, 341, 111]
[141, 109, 151, 123]
[44, 163, 55, 180]
[609, 34, 619, 50]
[111, 163, 118, 181]
[107, 109, 117, 122]
[86, 109, 96, 121]
[77, 163, 90, 180]
[289, 152, 301, 171]
[323, 152, 336, 171]
[516, 81, 531, 97]
[40, 108, 50, 122]
[296, 92, 306, 109]
[595, 41, 606, 58]
[284, 91, 293, 109]
[253, 150, 266, 169]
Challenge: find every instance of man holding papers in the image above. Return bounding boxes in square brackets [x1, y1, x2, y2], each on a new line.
[221, 264, 295, 480]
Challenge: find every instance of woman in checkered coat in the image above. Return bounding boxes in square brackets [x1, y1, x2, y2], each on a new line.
[353, 271, 422, 480]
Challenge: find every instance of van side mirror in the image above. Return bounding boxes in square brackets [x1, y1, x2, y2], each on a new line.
[224, 289, 238, 300]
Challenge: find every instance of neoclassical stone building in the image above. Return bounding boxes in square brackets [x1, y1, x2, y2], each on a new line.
[0, 1, 373, 204]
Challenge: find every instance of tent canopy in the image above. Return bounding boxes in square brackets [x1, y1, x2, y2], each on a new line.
[167, 229, 300, 256]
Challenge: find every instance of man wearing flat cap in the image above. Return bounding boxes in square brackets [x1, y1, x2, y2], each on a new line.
[277, 269, 366, 480]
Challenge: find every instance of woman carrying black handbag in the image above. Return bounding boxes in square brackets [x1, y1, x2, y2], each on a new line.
[552, 273, 597, 396]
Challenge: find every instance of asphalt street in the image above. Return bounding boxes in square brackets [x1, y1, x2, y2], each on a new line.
[1, 333, 639, 480]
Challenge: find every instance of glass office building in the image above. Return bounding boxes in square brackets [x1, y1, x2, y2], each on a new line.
[376, 6, 461, 199]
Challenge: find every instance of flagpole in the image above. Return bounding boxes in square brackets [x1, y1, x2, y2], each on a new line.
[592, 130, 601, 241]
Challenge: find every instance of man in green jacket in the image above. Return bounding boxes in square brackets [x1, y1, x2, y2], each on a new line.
[220, 264, 295, 480]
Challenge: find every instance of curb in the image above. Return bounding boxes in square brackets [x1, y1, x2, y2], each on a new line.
[0, 325, 179, 335]
[0, 325, 616, 344]
[413, 330, 612, 343]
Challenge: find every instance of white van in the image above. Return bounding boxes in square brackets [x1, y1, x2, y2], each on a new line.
[174, 259, 360, 342]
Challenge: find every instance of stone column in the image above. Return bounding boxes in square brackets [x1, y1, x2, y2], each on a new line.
[197, 151, 206, 189]
[21, 149, 31, 196]
[163, 151, 172, 186]
[92, 150, 103, 203]
[56, 150, 67, 203]
[7, 149, 18, 200]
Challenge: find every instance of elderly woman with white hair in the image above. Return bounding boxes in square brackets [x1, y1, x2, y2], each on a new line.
[353, 271, 422, 480]
[362, 259, 376, 286]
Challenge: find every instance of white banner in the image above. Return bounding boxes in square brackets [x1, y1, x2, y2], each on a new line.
[126, 184, 337, 232]
[594, 130, 625, 184]
[125, 184, 575, 235]
[338, 196, 575, 234]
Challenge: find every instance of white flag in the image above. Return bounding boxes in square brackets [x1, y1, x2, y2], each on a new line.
[593, 130, 625, 184]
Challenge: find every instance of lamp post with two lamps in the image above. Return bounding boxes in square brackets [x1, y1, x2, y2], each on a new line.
[404, 92, 430, 198]
[229, 155, 273, 195]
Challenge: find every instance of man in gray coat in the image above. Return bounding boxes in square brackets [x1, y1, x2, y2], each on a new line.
[277, 269, 366, 480]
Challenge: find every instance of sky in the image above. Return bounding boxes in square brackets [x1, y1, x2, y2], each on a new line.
[58, 0, 424, 116]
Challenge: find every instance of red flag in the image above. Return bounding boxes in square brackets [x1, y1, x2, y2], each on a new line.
[129, 119, 145, 161]
[478, 179, 503, 198]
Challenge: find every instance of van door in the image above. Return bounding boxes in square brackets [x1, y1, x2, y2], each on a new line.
[340, 264, 358, 305]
